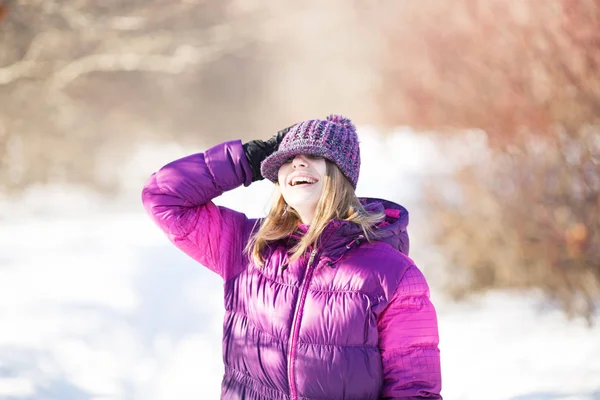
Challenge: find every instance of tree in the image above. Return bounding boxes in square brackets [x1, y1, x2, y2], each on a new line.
[0, 0, 268, 192]
[374, 0, 600, 322]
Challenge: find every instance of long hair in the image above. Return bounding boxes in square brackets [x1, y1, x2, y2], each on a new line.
[246, 161, 385, 266]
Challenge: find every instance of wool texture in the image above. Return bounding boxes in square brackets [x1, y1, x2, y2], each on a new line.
[260, 114, 361, 188]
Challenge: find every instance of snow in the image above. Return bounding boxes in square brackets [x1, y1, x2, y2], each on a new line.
[0, 130, 598, 400]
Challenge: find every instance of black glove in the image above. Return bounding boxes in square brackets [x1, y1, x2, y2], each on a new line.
[243, 125, 294, 182]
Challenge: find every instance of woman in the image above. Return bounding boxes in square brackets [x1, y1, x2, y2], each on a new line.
[142, 114, 442, 399]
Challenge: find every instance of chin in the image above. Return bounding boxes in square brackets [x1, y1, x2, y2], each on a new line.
[286, 195, 319, 210]
[283, 188, 322, 208]
[288, 198, 318, 210]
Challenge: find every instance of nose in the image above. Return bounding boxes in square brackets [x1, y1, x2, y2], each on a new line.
[292, 155, 308, 169]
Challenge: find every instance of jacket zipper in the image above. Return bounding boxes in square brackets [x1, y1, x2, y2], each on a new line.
[287, 249, 317, 400]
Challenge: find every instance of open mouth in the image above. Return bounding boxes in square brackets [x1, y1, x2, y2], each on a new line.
[289, 176, 318, 187]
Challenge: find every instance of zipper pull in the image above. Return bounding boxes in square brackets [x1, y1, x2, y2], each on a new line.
[308, 249, 317, 267]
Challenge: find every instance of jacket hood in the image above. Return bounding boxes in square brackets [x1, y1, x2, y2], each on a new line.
[360, 197, 410, 255]
[294, 197, 410, 265]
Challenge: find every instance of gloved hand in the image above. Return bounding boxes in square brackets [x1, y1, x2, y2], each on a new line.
[243, 124, 294, 182]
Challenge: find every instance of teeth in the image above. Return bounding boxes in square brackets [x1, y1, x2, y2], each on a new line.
[291, 177, 316, 186]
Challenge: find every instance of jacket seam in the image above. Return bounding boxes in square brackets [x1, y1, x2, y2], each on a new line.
[375, 264, 421, 323]
[225, 366, 289, 399]
[251, 265, 298, 288]
[223, 218, 257, 283]
[227, 308, 286, 342]
[308, 287, 374, 297]
[296, 341, 378, 349]
[381, 343, 440, 356]
[204, 149, 225, 193]
[391, 264, 419, 299]
[174, 209, 200, 240]
[390, 294, 430, 302]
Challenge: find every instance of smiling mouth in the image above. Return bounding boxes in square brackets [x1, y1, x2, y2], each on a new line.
[289, 177, 318, 186]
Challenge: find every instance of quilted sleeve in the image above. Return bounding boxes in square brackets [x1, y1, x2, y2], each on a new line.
[378, 265, 442, 399]
[141, 140, 258, 281]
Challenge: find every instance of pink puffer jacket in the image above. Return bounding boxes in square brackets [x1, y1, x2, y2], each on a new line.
[142, 140, 442, 399]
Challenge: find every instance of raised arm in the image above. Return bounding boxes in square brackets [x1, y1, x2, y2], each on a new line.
[141, 140, 256, 281]
[378, 265, 442, 399]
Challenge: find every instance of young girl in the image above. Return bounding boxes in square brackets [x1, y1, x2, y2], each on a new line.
[142, 115, 442, 399]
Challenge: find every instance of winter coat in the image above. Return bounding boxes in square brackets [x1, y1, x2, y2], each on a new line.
[142, 140, 442, 399]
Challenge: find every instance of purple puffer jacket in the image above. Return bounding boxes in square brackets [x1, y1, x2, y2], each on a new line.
[142, 141, 442, 399]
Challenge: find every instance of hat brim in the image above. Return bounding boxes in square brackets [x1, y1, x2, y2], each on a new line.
[260, 145, 332, 183]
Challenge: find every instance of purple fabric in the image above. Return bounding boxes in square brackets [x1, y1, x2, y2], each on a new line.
[142, 140, 442, 399]
[260, 114, 361, 188]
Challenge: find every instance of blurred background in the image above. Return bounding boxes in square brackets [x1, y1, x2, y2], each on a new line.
[1, 0, 599, 399]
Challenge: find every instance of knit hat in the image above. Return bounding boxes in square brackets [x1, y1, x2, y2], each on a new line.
[260, 114, 361, 188]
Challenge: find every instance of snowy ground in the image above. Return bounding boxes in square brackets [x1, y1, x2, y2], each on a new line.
[1, 130, 599, 400]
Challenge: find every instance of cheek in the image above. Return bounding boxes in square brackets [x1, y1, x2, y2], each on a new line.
[277, 165, 289, 186]
[318, 160, 327, 176]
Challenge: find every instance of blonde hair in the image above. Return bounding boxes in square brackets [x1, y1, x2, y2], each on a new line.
[246, 161, 385, 266]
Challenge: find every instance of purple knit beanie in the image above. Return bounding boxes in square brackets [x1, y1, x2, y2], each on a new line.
[260, 114, 361, 188]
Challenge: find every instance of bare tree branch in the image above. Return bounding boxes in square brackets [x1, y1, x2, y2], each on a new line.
[50, 41, 244, 90]
[0, 60, 45, 84]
